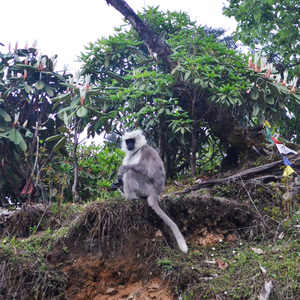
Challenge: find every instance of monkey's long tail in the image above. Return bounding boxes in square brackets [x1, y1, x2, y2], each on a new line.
[147, 195, 188, 254]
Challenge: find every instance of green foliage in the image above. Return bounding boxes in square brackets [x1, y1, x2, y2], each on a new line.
[0, 46, 71, 204]
[0, 45, 110, 205]
[223, 1, 300, 142]
[79, 7, 300, 177]
[223, 0, 300, 63]
[43, 142, 124, 202]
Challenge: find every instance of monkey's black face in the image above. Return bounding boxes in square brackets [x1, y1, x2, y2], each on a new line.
[126, 138, 135, 151]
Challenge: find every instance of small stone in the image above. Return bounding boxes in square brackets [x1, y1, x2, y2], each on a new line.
[155, 230, 162, 237]
[105, 287, 118, 295]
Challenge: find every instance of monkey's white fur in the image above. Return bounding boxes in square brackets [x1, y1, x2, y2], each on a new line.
[122, 130, 146, 165]
[117, 130, 188, 253]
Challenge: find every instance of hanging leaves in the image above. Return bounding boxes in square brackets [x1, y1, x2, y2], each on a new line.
[21, 178, 34, 195]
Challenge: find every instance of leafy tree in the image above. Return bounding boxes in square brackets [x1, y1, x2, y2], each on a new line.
[223, 0, 300, 63]
[47, 72, 108, 202]
[223, 0, 300, 142]
[0, 43, 69, 205]
[0, 43, 109, 205]
[79, 3, 300, 178]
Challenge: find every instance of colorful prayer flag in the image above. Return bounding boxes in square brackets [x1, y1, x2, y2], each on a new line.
[271, 137, 297, 155]
[283, 165, 295, 177]
[265, 127, 273, 144]
[282, 155, 293, 167]
[264, 120, 271, 128]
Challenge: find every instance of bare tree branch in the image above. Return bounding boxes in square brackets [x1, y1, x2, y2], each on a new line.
[105, 0, 176, 71]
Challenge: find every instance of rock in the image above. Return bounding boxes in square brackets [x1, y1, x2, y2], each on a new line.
[105, 287, 118, 295]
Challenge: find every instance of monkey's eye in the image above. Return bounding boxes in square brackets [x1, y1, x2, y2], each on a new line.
[126, 138, 135, 151]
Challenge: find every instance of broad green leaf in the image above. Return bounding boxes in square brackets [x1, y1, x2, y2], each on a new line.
[0, 108, 11, 121]
[45, 84, 54, 97]
[268, 106, 277, 112]
[51, 93, 72, 102]
[34, 80, 45, 90]
[59, 82, 78, 91]
[45, 134, 65, 142]
[157, 108, 165, 116]
[258, 112, 265, 124]
[253, 103, 259, 116]
[292, 93, 300, 104]
[250, 88, 259, 100]
[58, 126, 69, 133]
[86, 88, 107, 96]
[9, 128, 27, 151]
[58, 106, 74, 115]
[184, 71, 191, 81]
[18, 136, 27, 152]
[106, 71, 130, 87]
[53, 136, 67, 152]
[25, 130, 33, 138]
[70, 95, 81, 108]
[86, 107, 105, 116]
[138, 58, 153, 65]
[278, 99, 285, 108]
[0, 116, 6, 132]
[126, 46, 149, 60]
[25, 84, 33, 93]
[76, 106, 88, 118]
[268, 83, 281, 96]
[266, 95, 274, 105]
[104, 56, 110, 68]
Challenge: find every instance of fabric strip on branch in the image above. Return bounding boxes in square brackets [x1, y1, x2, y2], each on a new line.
[271, 137, 298, 155]
[282, 155, 296, 177]
[283, 165, 295, 177]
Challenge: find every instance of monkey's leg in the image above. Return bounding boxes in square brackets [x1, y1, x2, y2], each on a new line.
[147, 195, 188, 254]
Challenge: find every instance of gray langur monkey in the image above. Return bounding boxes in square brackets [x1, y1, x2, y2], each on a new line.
[111, 130, 188, 253]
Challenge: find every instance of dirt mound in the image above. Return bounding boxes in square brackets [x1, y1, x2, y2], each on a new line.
[2, 176, 298, 299]
[64, 255, 172, 300]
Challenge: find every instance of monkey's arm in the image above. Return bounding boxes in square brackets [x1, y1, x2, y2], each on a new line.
[117, 163, 149, 180]
[117, 145, 164, 183]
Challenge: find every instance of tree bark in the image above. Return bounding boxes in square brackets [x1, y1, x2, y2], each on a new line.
[72, 118, 80, 203]
[105, 0, 176, 72]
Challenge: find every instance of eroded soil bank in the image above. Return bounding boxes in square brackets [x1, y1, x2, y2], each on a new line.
[1, 172, 300, 299]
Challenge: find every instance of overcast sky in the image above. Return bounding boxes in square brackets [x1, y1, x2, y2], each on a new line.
[1, 0, 237, 72]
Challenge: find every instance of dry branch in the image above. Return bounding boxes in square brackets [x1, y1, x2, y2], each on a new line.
[181, 155, 300, 194]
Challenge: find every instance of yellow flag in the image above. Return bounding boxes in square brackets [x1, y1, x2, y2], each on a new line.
[264, 120, 271, 128]
[283, 165, 295, 177]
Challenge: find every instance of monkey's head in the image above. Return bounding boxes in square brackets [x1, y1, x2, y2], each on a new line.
[122, 130, 147, 153]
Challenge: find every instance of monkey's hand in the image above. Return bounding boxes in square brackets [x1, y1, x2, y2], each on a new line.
[111, 177, 123, 191]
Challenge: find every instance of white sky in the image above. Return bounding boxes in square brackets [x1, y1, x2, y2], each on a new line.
[0, 0, 237, 72]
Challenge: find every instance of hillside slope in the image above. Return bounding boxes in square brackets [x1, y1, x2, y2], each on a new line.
[1, 157, 300, 299]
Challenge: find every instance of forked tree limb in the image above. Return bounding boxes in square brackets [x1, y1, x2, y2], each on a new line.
[105, 0, 176, 71]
